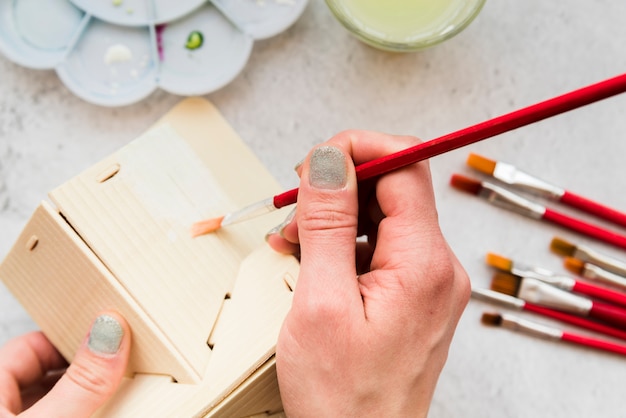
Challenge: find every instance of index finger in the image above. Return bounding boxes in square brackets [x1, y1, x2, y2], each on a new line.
[0, 332, 67, 414]
[327, 130, 439, 233]
[328, 130, 445, 274]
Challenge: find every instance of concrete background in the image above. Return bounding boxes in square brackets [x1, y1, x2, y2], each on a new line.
[2, 1, 626, 416]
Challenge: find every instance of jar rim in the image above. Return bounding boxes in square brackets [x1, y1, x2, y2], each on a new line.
[325, 0, 487, 52]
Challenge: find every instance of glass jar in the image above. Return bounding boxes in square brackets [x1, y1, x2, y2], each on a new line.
[325, 0, 486, 52]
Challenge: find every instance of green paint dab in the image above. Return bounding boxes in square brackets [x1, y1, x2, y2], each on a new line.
[185, 31, 204, 50]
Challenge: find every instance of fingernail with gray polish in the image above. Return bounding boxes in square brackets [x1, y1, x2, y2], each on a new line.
[309, 146, 347, 189]
[88, 314, 124, 355]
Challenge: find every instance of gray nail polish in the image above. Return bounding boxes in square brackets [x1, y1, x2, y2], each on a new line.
[309, 146, 347, 189]
[88, 314, 124, 355]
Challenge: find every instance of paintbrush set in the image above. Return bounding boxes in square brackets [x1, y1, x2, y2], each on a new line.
[450, 163, 626, 250]
[551, 236, 626, 277]
[474, 238, 626, 357]
[466, 153, 626, 228]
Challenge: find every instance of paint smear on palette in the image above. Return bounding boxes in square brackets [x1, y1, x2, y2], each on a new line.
[156, 24, 167, 61]
[104, 44, 133, 65]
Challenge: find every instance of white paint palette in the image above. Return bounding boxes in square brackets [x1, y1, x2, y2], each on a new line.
[0, 0, 308, 106]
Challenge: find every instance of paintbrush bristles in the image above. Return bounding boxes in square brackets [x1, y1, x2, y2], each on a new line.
[491, 272, 521, 297]
[481, 312, 504, 326]
[550, 237, 577, 257]
[467, 153, 497, 175]
[564, 257, 585, 276]
[486, 253, 514, 272]
[190, 216, 224, 237]
[449, 174, 482, 195]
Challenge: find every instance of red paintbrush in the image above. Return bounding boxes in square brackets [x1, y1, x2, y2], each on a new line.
[472, 287, 626, 341]
[481, 311, 626, 357]
[192, 72, 626, 236]
[486, 252, 626, 308]
[551, 236, 626, 278]
[467, 153, 626, 228]
[491, 272, 626, 330]
[450, 174, 626, 250]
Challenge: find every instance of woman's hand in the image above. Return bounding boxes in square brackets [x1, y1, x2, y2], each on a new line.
[267, 130, 470, 417]
[0, 312, 131, 417]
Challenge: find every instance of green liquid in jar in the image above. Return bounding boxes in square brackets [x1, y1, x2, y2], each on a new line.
[328, 0, 484, 51]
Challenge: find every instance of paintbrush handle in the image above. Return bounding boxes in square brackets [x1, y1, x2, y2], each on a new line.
[274, 188, 298, 209]
[271, 73, 626, 210]
[542, 208, 626, 250]
[589, 301, 626, 329]
[572, 280, 626, 308]
[525, 302, 626, 340]
[354, 73, 626, 181]
[561, 332, 626, 356]
[561, 190, 626, 229]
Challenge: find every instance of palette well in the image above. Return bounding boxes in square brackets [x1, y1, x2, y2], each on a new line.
[0, 0, 308, 106]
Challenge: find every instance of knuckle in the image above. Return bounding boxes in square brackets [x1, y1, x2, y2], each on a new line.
[421, 249, 471, 307]
[65, 357, 114, 399]
[295, 294, 350, 326]
[298, 201, 357, 234]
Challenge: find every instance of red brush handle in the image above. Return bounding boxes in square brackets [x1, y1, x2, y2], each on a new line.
[561, 190, 626, 228]
[272, 73, 626, 209]
[561, 332, 626, 356]
[542, 208, 626, 250]
[524, 302, 626, 341]
[274, 188, 298, 209]
[588, 301, 626, 329]
[572, 281, 626, 308]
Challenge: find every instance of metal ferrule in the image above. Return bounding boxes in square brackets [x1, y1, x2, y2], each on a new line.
[511, 264, 575, 291]
[583, 263, 626, 291]
[500, 313, 562, 340]
[518, 277, 592, 315]
[575, 244, 626, 277]
[221, 197, 276, 226]
[471, 288, 525, 309]
[493, 162, 565, 199]
[478, 182, 546, 220]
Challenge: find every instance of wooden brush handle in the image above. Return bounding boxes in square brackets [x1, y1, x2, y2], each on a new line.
[561, 191, 626, 229]
[589, 301, 626, 329]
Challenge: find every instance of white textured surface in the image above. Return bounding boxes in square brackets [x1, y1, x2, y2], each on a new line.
[2, 1, 626, 416]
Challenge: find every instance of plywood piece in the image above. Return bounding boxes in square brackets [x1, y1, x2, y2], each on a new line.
[206, 358, 283, 418]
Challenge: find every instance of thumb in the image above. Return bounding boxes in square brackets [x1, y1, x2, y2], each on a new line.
[23, 312, 131, 418]
[295, 145, 361, 307]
